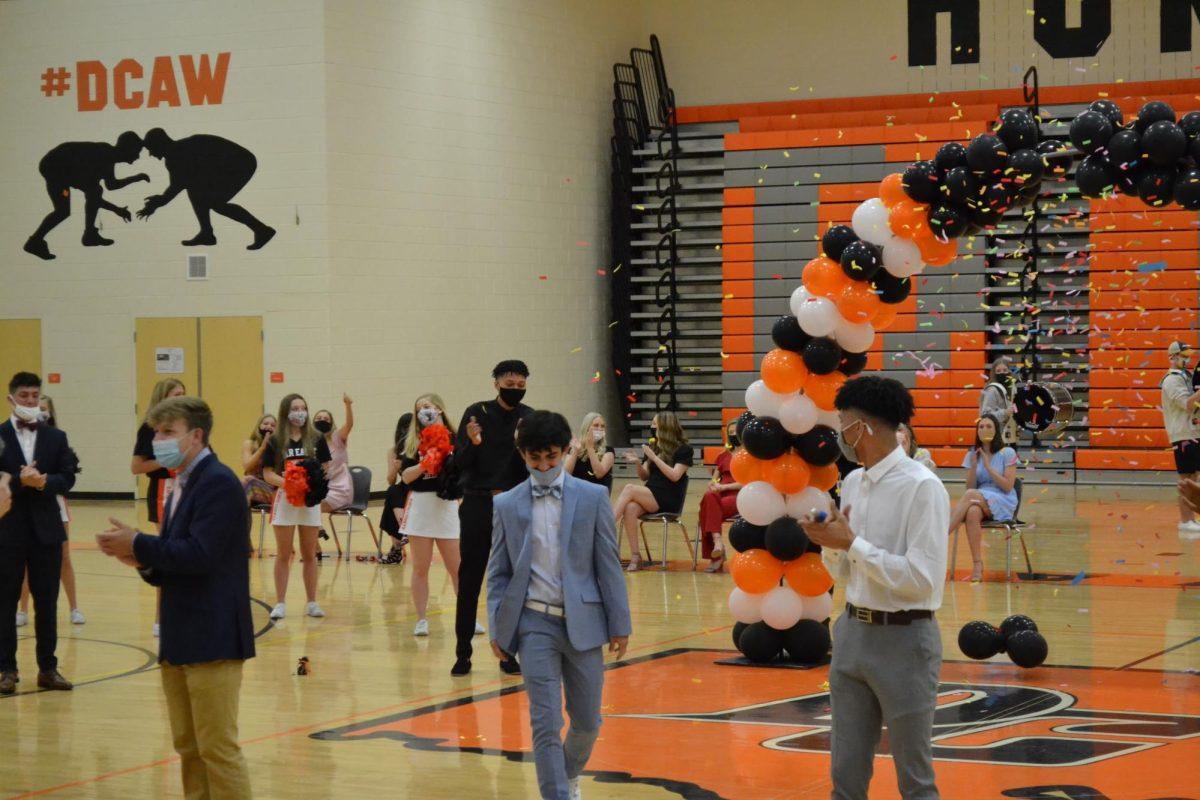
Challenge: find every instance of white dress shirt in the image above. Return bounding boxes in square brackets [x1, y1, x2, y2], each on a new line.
[526, 469, 566, 607]
[10, 414, 36, 464]
[822, 445, 949, 612]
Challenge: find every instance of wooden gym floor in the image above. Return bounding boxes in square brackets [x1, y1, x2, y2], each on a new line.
[1, 480, 1197, 799]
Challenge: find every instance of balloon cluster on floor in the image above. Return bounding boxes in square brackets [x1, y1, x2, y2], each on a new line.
[958, 615, 1048, 668]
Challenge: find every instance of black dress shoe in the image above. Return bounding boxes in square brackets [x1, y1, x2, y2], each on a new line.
[37, 670, 73, 691]
[0, 671, 17, 695]
[450, 658, 472, 677]
[500, 657, 522, 676]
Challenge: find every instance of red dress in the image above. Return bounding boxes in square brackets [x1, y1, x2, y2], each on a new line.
[698, 450, 739, 558]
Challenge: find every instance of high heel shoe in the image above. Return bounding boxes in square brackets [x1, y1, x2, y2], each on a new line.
[626, 554, 642, 573]
[968, 560, 984, 583]
[704, 556, 725, 573]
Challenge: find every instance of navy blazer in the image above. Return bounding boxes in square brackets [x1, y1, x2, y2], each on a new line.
[133, 453, 256, 666]
[0, 420, 76, 547]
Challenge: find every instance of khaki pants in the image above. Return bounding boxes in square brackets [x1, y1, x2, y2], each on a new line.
[161, 659, 252, 800]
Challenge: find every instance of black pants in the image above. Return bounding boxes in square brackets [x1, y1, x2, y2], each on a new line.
[455, 493, 494, 660]
[0, 536, 62, 672]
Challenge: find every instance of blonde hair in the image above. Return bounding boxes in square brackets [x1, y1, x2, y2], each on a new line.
[145, 378, 186, 421]
[403, 393, 456, 460]
[40, 395, 57, 426]
[652, 411, 687, 460]
[577, 412, 607, 453]
[248, 414, 275, 446]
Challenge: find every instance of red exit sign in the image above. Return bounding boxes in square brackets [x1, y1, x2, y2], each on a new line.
[39, 53, 230, 112]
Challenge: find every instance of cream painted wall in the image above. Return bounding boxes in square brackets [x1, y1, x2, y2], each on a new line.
[642, 0, 1200, 105]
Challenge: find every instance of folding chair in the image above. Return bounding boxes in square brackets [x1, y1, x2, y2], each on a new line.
[637, 511, 699, 571]
[949, 477, 1033, 582]
[326, 466, 382, 562]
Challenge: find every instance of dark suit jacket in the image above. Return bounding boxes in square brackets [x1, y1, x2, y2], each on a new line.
[0, 420, 76, 547]
[133, 453, 256, 666]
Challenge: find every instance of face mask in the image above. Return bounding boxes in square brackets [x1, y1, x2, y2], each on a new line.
[313, 419, 333, 434]
[591, 430, 605, 443]
[727, 433, 739, 449]
[259, 428, 272, 438]
[837, 419, 870, 464]
[418, 408, 441, 427]
[528, 462, 563, 485]
[288, 410, 308, 426]
[152, 435, 188, 470]
[498, 387, 526, 407]
[11, 403, 40, 423]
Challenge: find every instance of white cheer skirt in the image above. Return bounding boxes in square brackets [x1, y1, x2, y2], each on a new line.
[400, 492, 460, 540]
[271, 490, 322, 527]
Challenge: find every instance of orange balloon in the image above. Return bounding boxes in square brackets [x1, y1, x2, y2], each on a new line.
[879, 173, 906, 207]
[762, 452, 811, 495]
[805, 372, 846, 411]
[761, 348, 809, 394]
[802, 256, 845, 298]
[784, 552, 834, 596]
[872, 302, 899, 330]
[730, 447, 764, 485]
[808, 461, 839, 492]
[918, 234, 958, 267]
[836, 281, 882, 325]
[729, 548, 785, 594]
[888, 199, 929, 241]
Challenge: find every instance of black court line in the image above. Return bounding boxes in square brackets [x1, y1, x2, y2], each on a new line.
[1114, 633, 1200, 671]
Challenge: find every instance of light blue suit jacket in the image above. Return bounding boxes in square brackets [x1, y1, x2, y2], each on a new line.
[486, 473, 632, 654]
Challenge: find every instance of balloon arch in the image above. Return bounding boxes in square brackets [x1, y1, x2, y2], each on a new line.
[724, 96, 1200, 664]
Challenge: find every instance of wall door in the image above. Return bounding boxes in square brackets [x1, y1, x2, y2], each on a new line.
[0, 320, 43, 392]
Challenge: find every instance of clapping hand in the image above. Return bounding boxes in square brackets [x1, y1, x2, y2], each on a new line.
[641, 443, 656, 461]
[802, 504, 856, 551]
[19, 463, 46, 490]
[467, 416, 482, 445]
[96, 517, 139, 560]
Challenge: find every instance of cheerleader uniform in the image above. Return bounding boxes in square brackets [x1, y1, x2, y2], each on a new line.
[398, 454, 460, 539]
[263, 435, 331, 527]
[134, 422, 173, 523]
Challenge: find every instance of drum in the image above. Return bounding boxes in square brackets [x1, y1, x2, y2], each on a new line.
[1013, 382, 1073, 436]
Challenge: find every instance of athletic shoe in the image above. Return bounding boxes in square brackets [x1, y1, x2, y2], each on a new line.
[270, 603, 286, 620]
[414, 619, 430, 636]
[305, 601, 325, 618]
[568, 777, 582, 800]
[70, 609, 85, 625]
[474, 621, 485, 636]
[1178, 520, 1200, 531]
[152, 623, 160, 638]
[14, 611, 27, 628]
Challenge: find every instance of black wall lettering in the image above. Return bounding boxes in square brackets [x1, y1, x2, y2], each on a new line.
[1161, 0, 1200, 52]
[1033, 0, 1112, 58]
[907, 0, 981, 66]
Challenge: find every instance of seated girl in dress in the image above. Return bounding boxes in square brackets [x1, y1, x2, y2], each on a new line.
[611, 411, 692, 572]
[948, 413, 1018, 582]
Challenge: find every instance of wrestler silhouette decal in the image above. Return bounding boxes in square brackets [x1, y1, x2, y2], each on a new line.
[24, 128, 274, 260]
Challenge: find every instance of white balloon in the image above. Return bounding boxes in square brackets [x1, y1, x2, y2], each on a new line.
[737, 481, 787, 526]
[789, 285, 810, 318]
[816, 408, 842, 430]
[834, 318, 876, 353]
[797, 295, 839, 338]
[785, 487, 833, 520]
[802, 591, 833, 622]
[728, 588, 765, 624]
[745, 380, 785, 419]
[761, 585, 806, 630]
[779, 393, 819, 435]
[881, 235, 924, 279]
[851, 198, 892, 247]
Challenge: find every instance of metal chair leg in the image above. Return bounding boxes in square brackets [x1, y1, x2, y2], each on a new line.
[257, 510, 267, 559]
[1017, 530, 1032, 575]
[326, 514, 343, 559]
[345, 514, 354, 562]
[659, 518, 670, 571]
[1004, 526, 1013, 583]
[681, 523, 697, 570]
[364, 516, 382, 559]
[638, 521, 653, 564]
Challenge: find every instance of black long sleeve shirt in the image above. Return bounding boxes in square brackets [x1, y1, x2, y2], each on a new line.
[455, 399, 533, 492]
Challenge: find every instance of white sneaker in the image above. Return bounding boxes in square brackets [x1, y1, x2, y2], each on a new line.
[152, 623, 160, 638]
[269, 603, 286, 620]
[15, 611, 27, 628]
[568, 776, 582, 800]
[474, 621, 485, 636]
[1178, 520, 1200, 531]
[305, 601, 325, 618]
[413, 619, 430, 636]
[70, 608, 85, 625]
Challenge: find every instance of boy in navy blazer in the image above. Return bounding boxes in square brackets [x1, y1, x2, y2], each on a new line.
[487, 410, 631, 800]
[0, 372, 77, 694]
[97, 396, 254, 798]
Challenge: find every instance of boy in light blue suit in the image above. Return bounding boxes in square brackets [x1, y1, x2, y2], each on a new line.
[487, 410, 632, 800]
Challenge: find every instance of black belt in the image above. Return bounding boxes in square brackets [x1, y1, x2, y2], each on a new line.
[845, 603, 933, 626]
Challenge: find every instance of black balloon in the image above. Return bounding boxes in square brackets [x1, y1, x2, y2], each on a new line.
[820, 225, 858, 262]
[1007, 148, 1044, 185]
[1180, 110, 1200, 141]
[839, 240, 882, 282]
[1088, 98, 1124, 128]
[942, 166, 979, 204]
[728, 518, 767, 553]
[1005, 629, 1049, 668]
[958, 620, 1005, 660]
[966, 133, 1009, 175]
[796, 425, 839, 467]
[994, 108, 1039, 151]
[772, 314, 813, 353]
[1069, 110, 1113, 154]
[1142, 120, 1188, 166]
[1112, 160, 1139, 195]
[733, 410, 754, 441]
[732, 621, 748, 651]
[838, 350, 868, 376]
[1174, 169, 1200, 210]
[1105, 128, 1142, 167]
[871, 270, 912, 304]
[999, 614, 1038, 640]
[765, 517, 810, 562]
[934, 141, 968, 173]
[976, 182, 1015, 218]
[742, 416, 789, 460]
[738, 622, 784, 663]
[782, 619, 831, 664]
[901, 160, 941, 203]
[1075, 154, 1115, 198]
[927, 203, 968, 238]
[802, 337, 842, 375]
[1135, 100, 1175, 133]
[1190, 136, 1200, 164]
[1037, 139, 1072, 178]
[1137, 166, 1176, 207]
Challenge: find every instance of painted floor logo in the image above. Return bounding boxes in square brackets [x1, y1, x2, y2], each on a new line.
[312, 649, 1200, 799]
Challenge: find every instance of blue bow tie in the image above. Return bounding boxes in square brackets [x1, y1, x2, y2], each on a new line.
[531, 483, 562, 499]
